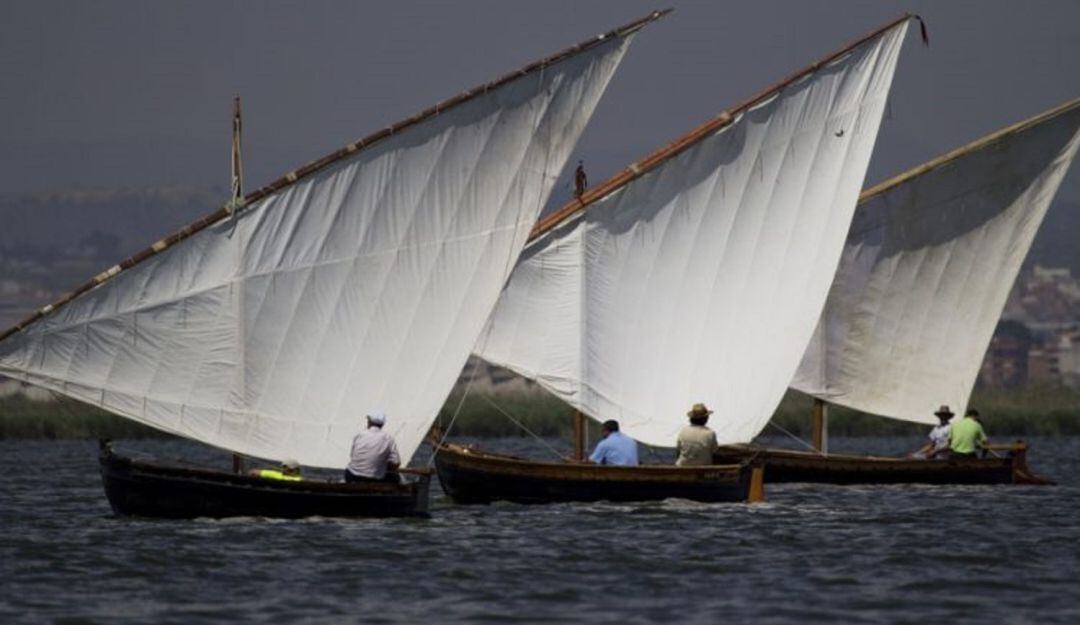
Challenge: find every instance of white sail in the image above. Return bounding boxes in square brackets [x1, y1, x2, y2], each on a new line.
[0, 17, 657, 468]
[792, 98, 1080, 424]
[476, 20, 911, 447]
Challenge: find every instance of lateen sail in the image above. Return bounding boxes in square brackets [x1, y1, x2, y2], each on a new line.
[0, 12, 667, 468]
[792, 98, 1080, 423]
[475, 17, 912, 447]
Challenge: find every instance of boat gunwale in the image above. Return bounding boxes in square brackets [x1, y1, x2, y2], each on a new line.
[716, 443, 1022, 466]
[436, 442, 749, 482]
[105, 449, 426, 496]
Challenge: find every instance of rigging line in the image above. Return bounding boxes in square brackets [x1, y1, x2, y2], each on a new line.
[475, 393, 566, 461]
[498, 65, 554, 288]
[765, 419, 824, 455]
[43, 390, 170, 462]
[642, 443, 666, 464]
[425, 357, 482, 468]
[47, 388, 84, 431]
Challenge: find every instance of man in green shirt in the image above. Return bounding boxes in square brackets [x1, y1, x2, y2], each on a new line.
[949, 409, 988, 457]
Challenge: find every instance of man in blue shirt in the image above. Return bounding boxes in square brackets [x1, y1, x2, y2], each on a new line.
[588, 420, 639, 466]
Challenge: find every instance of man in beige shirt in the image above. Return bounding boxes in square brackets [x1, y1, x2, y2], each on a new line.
[676, 403, 719, 466]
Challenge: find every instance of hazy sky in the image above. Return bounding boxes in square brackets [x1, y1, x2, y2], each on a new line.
[2, 0, 1079, 208]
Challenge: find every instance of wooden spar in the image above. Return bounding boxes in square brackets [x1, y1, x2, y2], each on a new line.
[811, 398, 828, 454]
[0, 9, 672, 345]
[858, 96, 1080, 205]
[529, 12, 921, 243]
[230, 96, 243, 205]
[572, 410, 587, 461]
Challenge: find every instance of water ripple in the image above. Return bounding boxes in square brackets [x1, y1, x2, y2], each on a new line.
[1, 437, 1079, 623]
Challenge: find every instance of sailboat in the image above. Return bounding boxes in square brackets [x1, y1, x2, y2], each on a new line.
[714, 97, 1080, 485]
[434, 15, 918, 504]
[0, 10, 669, 518]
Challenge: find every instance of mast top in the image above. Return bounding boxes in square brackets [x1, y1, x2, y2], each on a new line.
[530, 13, 920, 242]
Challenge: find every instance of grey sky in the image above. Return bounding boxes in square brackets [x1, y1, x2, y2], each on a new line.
[2, 0, 1078, 207]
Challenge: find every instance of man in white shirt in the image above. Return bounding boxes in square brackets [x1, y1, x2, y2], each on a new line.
[912, 405, 953, 459]
[345, 411, 401, 483]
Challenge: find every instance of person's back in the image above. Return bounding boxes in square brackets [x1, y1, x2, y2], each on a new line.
[676, 403, 719, 466]
[589, 422, 639, 466]
[676, 424, 718, 466]
[950, 411, 987, 456]
[346, 412, 401, 482]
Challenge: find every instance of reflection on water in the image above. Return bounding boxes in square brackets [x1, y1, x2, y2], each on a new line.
[1, 436, 1078, 624]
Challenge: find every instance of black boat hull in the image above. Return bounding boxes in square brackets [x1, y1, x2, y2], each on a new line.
[434, 443, 762, 504]
[713, 444, 1053, 485]
[100, 445, 431, 519]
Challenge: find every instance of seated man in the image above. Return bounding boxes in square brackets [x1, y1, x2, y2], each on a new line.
[912, 405, 953, 459]
[949, 408, 988, 458]
[676, 403, 719, 466]
[588, 420, 639, 466]
[248, 458, 303, 481]
[345, 411, 401, 483]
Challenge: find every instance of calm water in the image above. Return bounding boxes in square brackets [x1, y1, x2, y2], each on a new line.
[1, 436, 1078, 624]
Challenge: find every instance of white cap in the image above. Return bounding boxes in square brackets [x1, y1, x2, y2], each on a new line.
[367, 411, 387, 426]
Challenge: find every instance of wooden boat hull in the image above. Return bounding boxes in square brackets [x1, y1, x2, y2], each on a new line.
[713, 443, 1053, 485]
[434, 443, 762, 504]
[99, 444, 431, 519]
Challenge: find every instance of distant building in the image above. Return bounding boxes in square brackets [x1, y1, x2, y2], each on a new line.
[1005, 265, 1080, 329]
[982, 265, 1080, 388]
[456, 356, 541, 396]
[980, 320, 1032, 388]
[1027, 346, 1061, 386]
[1052, 328, 1080, 389]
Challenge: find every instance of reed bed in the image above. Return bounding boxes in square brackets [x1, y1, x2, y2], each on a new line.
[3, 386, 1080, 440]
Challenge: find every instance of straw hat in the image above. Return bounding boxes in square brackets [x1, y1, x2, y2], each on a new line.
[687, 403, 714, 418]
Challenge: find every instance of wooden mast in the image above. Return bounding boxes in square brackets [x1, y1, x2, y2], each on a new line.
[231, 95, 245, 475]
[231, 95, 244, 205]
[572, 410, 587, 461]
[811, 398, 829, 454]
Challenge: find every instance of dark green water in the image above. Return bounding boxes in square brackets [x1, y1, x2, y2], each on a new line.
[1, 436, 1077, 624]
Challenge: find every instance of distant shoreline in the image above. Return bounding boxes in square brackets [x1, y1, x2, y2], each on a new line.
[3, 387, 1080, 440]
